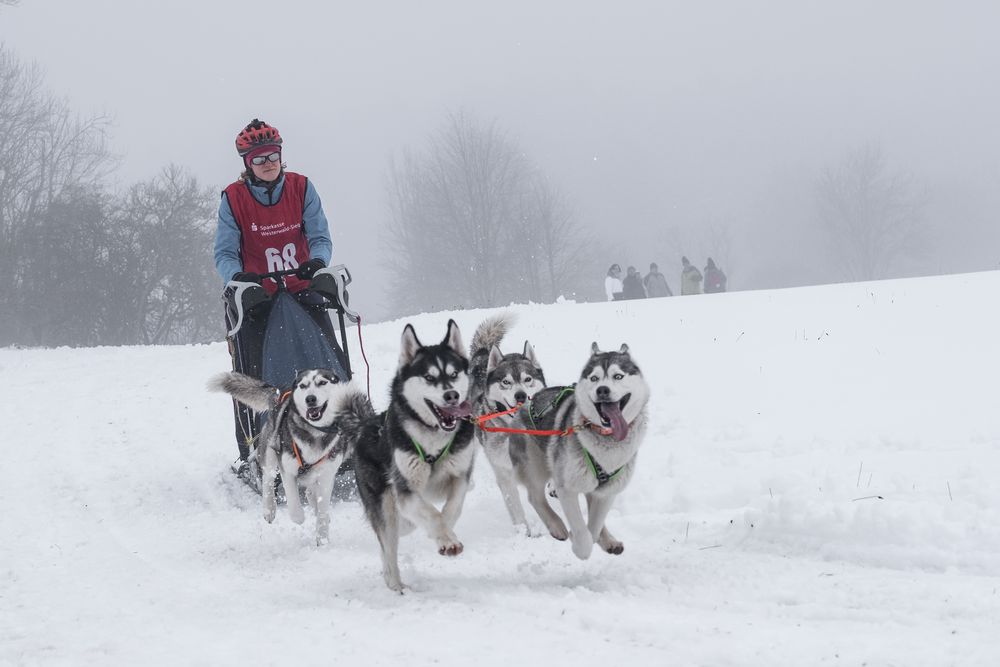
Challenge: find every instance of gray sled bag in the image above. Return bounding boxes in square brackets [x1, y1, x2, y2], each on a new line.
[261, 290, 349, 390]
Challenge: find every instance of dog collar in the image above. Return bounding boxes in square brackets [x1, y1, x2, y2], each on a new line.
[583, 420, 616, 437]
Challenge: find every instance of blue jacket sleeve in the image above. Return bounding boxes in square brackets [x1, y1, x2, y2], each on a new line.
[302, 180, 332, 264]
[214, 193, 244, 283]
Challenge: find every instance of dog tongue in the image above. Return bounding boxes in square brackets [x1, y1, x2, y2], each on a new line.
[601, 401, 629, 441]
[439, 401, 472, 418]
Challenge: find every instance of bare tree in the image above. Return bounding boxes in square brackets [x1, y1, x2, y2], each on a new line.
[0, 45, 116, 344]
[18, 186, 116, 346]
[109, 165, 219, 345]
[384, 111, 589, 314]
[817, 144, 926, 281]
[514, 174, 594, 302]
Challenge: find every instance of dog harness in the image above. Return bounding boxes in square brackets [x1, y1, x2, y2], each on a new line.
[408, 434, 455, 465]
[274, 390, 343, 476]
[288, 422, 341, 476]
[481, 386, 624, 487]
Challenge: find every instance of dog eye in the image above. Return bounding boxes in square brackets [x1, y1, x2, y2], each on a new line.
[613, 373, 624, 381]
[523, 376, 532, 383]
[501, 379, 511, 387]
[317, 380, 327, 386]
[424, 374, 435, 383]
[450, 371, 458, 379]
[589, 375, 599, 383]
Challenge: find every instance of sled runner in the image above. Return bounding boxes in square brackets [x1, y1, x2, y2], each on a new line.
[224, 264, 361, 501]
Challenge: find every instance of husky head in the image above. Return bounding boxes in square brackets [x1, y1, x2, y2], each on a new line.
[577, 343, 650, 441]
[486, 341, 546, 411]
[289, 368, 348, 427]
[398, 319, 473, 432]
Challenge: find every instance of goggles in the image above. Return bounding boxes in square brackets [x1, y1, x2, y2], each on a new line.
[249, 151, 281, 166]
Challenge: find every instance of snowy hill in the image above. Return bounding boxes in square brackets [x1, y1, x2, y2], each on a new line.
[4, 272, 1000, 666]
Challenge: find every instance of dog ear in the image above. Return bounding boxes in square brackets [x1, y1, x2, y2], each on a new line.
[591, 342, 601, 355]
[618, 343, 630, 354]
[399, 324, 422, 367]
[487, 344, 503, 373]
[522, 341, 537, 365]
[442, 319, 465, 356]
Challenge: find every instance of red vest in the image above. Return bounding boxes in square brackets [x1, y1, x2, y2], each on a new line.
[223, 172, 310, 294]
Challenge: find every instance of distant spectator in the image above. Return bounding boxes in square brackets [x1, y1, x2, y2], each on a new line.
[680, 256, 703, 295]
[704, 257, 727, 293]
[643, 262, 673, 297]
[605, 263, 624, 301]
[622, 265, 646, 300]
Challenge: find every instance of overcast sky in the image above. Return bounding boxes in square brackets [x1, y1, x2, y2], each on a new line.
[3, 0, 999, 318]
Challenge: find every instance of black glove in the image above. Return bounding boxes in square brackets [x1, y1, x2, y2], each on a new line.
[296, 258, 326, 280]
[232, 271, 261, 284]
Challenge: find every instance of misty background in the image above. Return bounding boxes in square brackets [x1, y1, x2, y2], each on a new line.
[2, 0, 998, 346]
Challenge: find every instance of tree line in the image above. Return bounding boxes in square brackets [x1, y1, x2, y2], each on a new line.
[0, 45, 220, 347]
[2, 37, 927, 348]
[382, 112, 597, 315]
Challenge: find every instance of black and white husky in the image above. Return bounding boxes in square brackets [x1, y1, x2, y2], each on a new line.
[468, 313, 546, 531]
[346, 320, 475, 592]
[509, 343, 650, 560]
[208, 369, 372, 545]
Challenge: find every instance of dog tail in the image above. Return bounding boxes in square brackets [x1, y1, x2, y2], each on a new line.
[471, 311, 516, 357]
[206, 371, 278, 413]
[468, 311, 516, 402]
[336, 390, 376, 454]
[338, 390, 375, 426]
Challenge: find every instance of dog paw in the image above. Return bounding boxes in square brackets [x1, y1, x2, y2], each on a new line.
[263, 507, 276, 523]
[316, 533, 329, 547]
[383, 572, 405, 593]
[437, 540, 464, 556]
[600, 539, 624, 555]
[571, 533, 594, 560]
[288, 507, 305, 525]
[515, 522, 541, 538]
[549, 525, 569, 541]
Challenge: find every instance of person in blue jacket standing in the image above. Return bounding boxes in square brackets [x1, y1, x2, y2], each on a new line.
[215, 118, 343, 484]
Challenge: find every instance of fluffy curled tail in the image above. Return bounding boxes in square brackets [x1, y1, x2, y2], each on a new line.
[337, 390, 375, 432]
[470, 312, 515, 359]
[206, 371, 278, 413]
[469, 312, 516, 404]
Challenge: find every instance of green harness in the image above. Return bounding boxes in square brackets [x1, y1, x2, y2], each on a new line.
[526, 385, 624, 486]
[409, 434, 456, 465]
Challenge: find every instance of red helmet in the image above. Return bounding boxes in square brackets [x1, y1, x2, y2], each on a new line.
[235, 119, 282, 156]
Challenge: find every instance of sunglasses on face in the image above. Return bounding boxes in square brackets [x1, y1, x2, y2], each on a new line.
[250, 151, 281, 166]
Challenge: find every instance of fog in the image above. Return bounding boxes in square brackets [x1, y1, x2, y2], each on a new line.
[4, 0, 999, 321]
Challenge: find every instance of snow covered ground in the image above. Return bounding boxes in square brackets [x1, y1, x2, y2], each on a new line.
[3, 272, 1000, 666]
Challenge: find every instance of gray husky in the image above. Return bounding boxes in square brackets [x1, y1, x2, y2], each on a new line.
[468, 313, 546, 531]
[208, 369, 373, 545]
[509, 343, 650, 560]
[346, 320, 475, 592]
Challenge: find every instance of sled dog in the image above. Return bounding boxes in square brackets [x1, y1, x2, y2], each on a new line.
[347, 319, 475, 592]
[208, 369, 372, 545]
[509, 343, 650, 560]
[468, 313, 546, 530]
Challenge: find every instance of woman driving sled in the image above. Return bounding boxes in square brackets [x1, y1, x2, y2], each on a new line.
[214, 118, 347, 491]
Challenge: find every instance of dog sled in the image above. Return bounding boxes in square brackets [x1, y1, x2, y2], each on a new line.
[224, 264, 361, 500]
